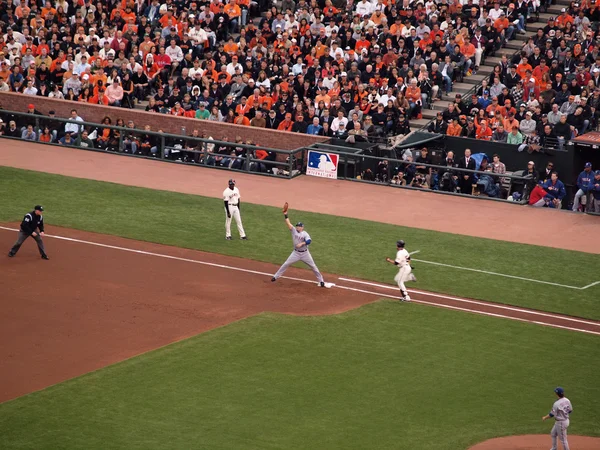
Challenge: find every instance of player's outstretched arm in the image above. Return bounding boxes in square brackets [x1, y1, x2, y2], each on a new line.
[282, 201, 293, 230]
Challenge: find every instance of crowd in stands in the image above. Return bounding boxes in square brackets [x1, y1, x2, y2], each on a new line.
[0, 0, 598, 143]
[427, 5, 600, 149]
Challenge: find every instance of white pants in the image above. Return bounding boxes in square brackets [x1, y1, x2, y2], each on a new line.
[551, 419, 570, 450]
[225, 205, 246, 238]
[273, 249, 324, 283]
[474, 48, 483, 67]
[572, 189, 586, 211]
[394, 265, 413, 296]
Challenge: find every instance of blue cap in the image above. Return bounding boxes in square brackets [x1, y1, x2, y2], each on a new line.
[555, 387, 564, 395]
[396, 240, 405, 247]
[295, 222, 304, 227]
[585, 162, 592, 168]
[595, 170, 600, 176]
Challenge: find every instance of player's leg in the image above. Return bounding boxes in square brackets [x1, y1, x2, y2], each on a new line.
[550, 423, 558, 450]
[300, 252, 324, 284]
[559, 421, 570, 450]
[32, 234, 48, 258]
[272, 251, 301, 280]
[225, 208, 233, 239]
[395, 267, 410, 300]
[232, 208, 246, 238]
[8, 232, 28, 256]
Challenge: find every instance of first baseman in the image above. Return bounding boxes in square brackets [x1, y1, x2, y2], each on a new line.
[271, 205, 327, 287]
[386, 240, 416, 301]
[543, 387, 573, 450]
[223, 179, 247, 240]
[8, 205, 49, 260]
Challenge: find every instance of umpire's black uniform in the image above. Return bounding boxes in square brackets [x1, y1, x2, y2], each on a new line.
[8, 205, 49, 259]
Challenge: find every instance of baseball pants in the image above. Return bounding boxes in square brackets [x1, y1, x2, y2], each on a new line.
[273, 250, 324, 283]
[9, 231, 46, 256]
[225, 205, 246, 238]
[551, 419, 570, 450]
[394, 265, 413, 297]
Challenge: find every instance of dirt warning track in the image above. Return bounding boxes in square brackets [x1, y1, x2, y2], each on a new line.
[2, 226, 599, 403]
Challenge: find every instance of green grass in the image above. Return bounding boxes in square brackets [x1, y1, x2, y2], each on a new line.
[0, 302, 598, 450]
[1, 166, 599, 319]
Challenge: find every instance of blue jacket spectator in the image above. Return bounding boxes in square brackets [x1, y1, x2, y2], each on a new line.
[572, 163, 594, 211]
[307, 119, 323, 135]
[542, 174, 566, 208]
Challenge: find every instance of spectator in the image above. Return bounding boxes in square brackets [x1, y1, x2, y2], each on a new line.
[591, 171, 600, 213]
[76, 130, 95, 149]
[457, 148, 476, 195]
[415, 147, 432, 186]
[428, 112, 448, 134]
[532, 172, 566, 209]
[539, 161, 555, 184]
[39, 127, 54, 143]
[553, 114, 573, 150]
[307, 117, 323, 135]
[491, 124, 508, 143]
[59, 132, 76, 146]
[519, 111, 537, 137]
[64, 109, 83, 137]
[106, 79, 124, 107]
[507, 127, 524, 146]
[20, 124, 36, 141]
[572, 162, 594, 212]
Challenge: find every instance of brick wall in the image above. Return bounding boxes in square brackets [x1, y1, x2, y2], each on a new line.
[0, 92, 328, 150]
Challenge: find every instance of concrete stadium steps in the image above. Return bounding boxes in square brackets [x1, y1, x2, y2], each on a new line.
[415, 3, 565, 129]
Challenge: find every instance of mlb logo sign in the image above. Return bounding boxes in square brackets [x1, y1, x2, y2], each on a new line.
[306, 150, 339, 179]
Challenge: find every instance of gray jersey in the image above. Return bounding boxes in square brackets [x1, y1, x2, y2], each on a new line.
[291, 228, 311, 251]
[551, 397, 573, 421]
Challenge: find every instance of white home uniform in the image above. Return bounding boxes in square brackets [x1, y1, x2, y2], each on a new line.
[550, 397, 573, 450]
[223, 185, 246, 239]
[273, 227, 324, 284]
[394, 248, 414, 300]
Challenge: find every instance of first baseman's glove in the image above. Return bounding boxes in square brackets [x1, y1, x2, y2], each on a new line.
[282, 202, 289, 214]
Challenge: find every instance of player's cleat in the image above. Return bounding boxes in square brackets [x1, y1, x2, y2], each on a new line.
[320, 282, 325, 287]
[403, 296, 411, 302]
[240, 236, 248, 240]
[225, 236, 232, 240]
[8, 252, 15, 257]
[409, 274, 417, 282]
[41, 255, 49, 260]
[271, 277, 276, 282]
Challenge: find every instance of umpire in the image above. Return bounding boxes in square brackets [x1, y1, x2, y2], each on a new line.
[8, 205, 49, 260]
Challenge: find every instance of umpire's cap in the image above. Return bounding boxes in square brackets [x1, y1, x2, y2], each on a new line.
[555, 387, 564, 395]
[34, 205, 44, 212]
[228, 178, 235, 185]
[396, 240, 405, 248]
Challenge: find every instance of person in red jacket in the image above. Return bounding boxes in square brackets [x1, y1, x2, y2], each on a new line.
[277, 113, 294, 131]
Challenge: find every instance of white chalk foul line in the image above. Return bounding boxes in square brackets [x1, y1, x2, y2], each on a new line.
[409, 258, 596, 290]
[337, 278, 600, 328]
[1, 226, 599, 335]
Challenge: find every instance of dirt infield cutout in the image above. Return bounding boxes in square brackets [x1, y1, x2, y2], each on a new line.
[468, 434, 600, 449]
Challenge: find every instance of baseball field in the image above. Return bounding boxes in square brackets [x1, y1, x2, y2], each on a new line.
[1, 143, 600, 450]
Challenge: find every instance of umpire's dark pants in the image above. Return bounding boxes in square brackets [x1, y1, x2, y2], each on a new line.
[9, 231, 46, 256]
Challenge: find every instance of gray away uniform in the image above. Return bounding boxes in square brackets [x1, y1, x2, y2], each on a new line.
[273, 228, 324, 283]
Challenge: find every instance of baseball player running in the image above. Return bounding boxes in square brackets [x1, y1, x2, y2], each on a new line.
[543, 387, 573, 450]
[386, 240, 416, 301]
[271, 203, 328, 287]
[223, 179, 247, 240]
[8, 205, 49, 260]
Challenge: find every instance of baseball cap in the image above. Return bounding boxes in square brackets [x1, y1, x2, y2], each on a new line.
[555, 387, 564, 395]
[295, 222, 304, 227]
[396, 240, 405, 247]
[228, 178, 235, 185]
[34, 205, 44, 211]
[585, 162, 592, 168]
[595, 170, 600, 176]
[27, 103, 34, 109]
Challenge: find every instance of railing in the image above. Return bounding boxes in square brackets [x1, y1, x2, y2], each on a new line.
[0, 109, 303, 179]
[303, 146, 534, 204]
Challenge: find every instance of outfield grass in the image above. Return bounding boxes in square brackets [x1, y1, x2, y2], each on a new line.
[1, 166, 599, 319]
[0, 302, 598, 450]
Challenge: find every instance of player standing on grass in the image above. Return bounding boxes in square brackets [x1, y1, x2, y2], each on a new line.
[543, 387, 573, 450]
[223, 179, 247, 241]
[8, 205, 49, 260]
[271, 202, 329, 287]
[386, 240, 416, 301]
